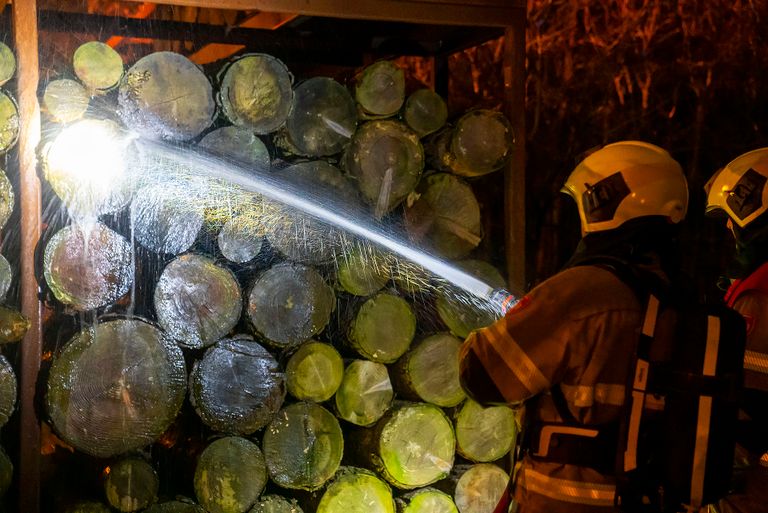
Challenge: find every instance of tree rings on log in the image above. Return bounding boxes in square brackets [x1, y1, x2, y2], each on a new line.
[453, 464, 509, 513]
[404, 89, 448, 138]
[0, 91, 19, 154]
[0, 43, 15, 87]
[316, 467, 395, 513]
[218, 213, 265, 264]
[455, 399, 516, 463]
[103, 457, 159, 512]
[247, 263, 335, 349]
[286, 77, 357, 156]
[73, 41, 124, 92]
[218, 54, 293, 135]
[355, 61, 405, 119]
[130, 182, 204, 255]
[285, 341, 343, 403]
[263, 402, 344, 491]
[43, 222, 133, 311]
[43, 79, 89, 123]
[189, 337, 286, 434]
[194, 436, 267, 513]
[154, 254, 242, 349]
[348, 292, 415, 363]
[335, 359, 393, 427]
[345, 120, 423, 218]
[119, 51, 215, 141]
[46, 318, 186, 458]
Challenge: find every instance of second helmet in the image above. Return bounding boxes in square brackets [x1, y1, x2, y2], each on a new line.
[706, 148, 768, 229]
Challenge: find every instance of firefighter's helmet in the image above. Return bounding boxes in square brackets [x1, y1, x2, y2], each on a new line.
[562, 141, 688, 234]
[705, 148, 768, 229]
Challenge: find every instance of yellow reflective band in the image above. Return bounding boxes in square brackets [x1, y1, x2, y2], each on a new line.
[560, 383, 625, 407]
[642, 295, 660, 337]
[487, 321, 550, 395]
[535, 426, 599, 457]
[521, 468, 616, 507]
[624, 390, 645, 472]
[744, 350, 768, 374]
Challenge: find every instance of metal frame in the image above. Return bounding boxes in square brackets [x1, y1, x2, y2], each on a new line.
[11, 1, 526, 511]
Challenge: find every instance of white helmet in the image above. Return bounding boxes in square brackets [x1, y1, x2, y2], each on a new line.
[562, 141, 688, 234]
[705, 148, 768, 229]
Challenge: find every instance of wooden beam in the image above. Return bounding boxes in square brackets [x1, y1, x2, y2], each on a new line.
[121, 0, 524, 27]
[12, 0, 42, 512]
[503, 19, 527, 296]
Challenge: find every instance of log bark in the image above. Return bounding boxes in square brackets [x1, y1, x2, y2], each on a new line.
[103, 457, 159, 512]
[404, 89, 448, 137]
[189, 337, 286, 434]
[391, 333, 465, 408]
[194, 436, 268, 513]
[355, 61, 405, 119]
[247, 263, 335, 349]
[344, 120, 424, 218]
[218, 53, 294, 135]
[0, 42, 14, 87]
[0, 355, 16, 428]
[0, 90, 19, 154]
[334, 359, 393, 427]
[46, 318, 187, 458]
[285, 77, 357, 157]
[154, 253, 243, 349]
[43, 79, 89, 123]
[315, 467, 395, 513]
[73, 41, 124, 93]
[285, 341, 344, 403]
[263, 402, 344, 491]
[454, 399, 517, 463]
[42, 222, 133, 311]
[119, 51, 215, 141]
[404, 173, 482, 260]
[349, 292, 416, 363]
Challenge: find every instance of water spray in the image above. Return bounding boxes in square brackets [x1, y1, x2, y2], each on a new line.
[44, 120, 517, 317]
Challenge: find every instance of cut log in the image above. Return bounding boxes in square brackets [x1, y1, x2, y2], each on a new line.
[0, 305, 29, 344]
[154, 254, 242, 349]
[349, 292, 416, 363]
[42, 118, 133, 218]
[0, 169, 13, 229]
[144, 501, 205, 513]
[404, 89, 448, 137]
[0, 355, 17, 428]
[316, 467, 395, 513]
[334, 359, 393, 427]
[353, 402, 455, 489]
[266, 161, 360, 265]
[198, 126, 271, 172]
[189, 337, 286, 434]
[119, 51, 215, 141]
[430, 110, 513, 177]
[404, 173, 482, 259]
[355, 61, 405, 119]
[131, 182, 204, 255]
[345, 120, 424, 217]
[397, 488, 458, 513]
[218, 212, 265, 264]
[435, 260, 506, 339]
[42, 222, 133, 311]
[0, 446, 9, 497]
[218, 53, 294, 135]
[453, 464, 508, 513]
[247, 263, 335, 349]
[0, 254, 11, 301]
[455, 399, 517, 463]
[194, 436, 268, 513]
[336, 248, 391, 297]
[263, 402, 344, 491]
[249, 495, 303, 513]
[285, 77, 357, 156]
[46, 318, 186, 458]
[63, 502, 112, 513]
[392, 333, 465, 408]
[285, 341, 344, 402]
[73, 41, 124, 92]
[104, 457, 159, 512]
[0, 90, 19, 153]
[0, 42, 15, 87]
[43, 78, 89, 123]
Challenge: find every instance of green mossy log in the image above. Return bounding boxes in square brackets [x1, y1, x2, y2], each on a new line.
[285, 341, 344, 402]
[349, 292, 416, 363]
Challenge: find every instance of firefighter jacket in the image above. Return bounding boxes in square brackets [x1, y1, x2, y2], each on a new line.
[460, 264, 655, 513]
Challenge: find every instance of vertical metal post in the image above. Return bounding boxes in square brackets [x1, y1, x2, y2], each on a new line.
[12, 0, 42, 511]
[503, 14, 527, 295]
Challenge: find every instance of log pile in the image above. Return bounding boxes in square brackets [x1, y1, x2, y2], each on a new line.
[29, 40, 517, 513]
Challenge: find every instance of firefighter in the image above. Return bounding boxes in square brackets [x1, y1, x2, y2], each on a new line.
[705, 148, 768, 513]
[459, 140, 688, 513]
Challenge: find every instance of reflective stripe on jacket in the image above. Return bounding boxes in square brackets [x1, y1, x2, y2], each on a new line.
[460, 264, 647, 513]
